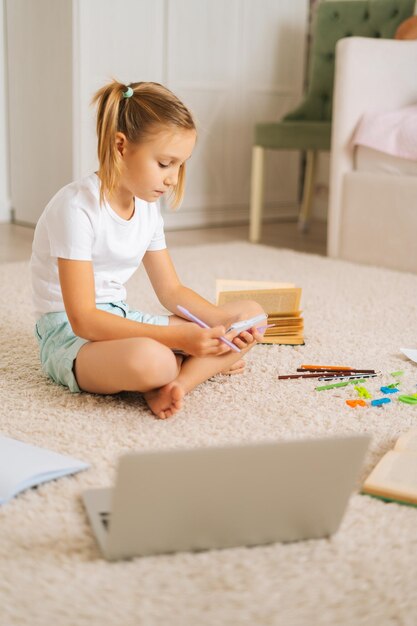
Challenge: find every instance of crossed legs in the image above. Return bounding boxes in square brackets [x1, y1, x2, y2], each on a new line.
[74, 300, 263, 418]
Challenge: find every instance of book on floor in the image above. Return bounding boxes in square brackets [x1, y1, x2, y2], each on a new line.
[0, 435, 90, 505]
[216, 279, 304, 345]
[361, 427, 417, 506]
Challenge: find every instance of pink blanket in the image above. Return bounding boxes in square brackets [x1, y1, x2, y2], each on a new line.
[352, 105, 417, 160]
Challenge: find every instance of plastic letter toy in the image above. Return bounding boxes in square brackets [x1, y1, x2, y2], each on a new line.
[354, 386, 372, 400]
[346, 399, 367, 408]
[371, 398, 391, 407]
[380, 386, 399, 394]
[398, 394, 417, 405]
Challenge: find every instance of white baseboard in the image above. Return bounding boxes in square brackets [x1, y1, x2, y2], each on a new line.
[3, 200, 327, 228]
[162, 202, 299, 230]
[0, 199, 12, 223]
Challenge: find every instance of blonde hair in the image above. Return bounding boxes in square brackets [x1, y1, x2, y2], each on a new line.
[92, 80, 196, 207]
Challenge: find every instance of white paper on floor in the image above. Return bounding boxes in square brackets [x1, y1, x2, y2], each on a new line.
[400, 347, 417, 364]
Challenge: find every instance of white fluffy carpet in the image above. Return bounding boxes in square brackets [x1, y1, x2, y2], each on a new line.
[1, 242, 417, 626]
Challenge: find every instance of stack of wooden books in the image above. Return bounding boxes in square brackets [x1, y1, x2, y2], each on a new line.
[216, 279, 304, 345]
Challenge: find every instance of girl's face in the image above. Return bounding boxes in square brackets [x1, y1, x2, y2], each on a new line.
[117, 127, 196, 203]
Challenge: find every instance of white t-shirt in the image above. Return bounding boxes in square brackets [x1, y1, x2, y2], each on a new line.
[30, 173, 166, 320]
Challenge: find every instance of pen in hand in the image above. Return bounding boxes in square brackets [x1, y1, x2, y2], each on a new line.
[177, 305, 241, 353]
[256, 324, 275, 333]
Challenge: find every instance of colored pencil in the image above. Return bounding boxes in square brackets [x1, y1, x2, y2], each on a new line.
[300, 364, 354, 370]
[278, 372, 378, 381]
[297, 365, 375, 374]
[279, 372, 353, 380]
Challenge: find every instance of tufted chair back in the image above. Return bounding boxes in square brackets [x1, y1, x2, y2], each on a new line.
[249, 0, 416, 243]
[285, 0, 415, 122]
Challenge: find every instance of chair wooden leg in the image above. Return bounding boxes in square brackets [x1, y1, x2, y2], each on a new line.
[249, 146, 265, 243]
[298, 150, 317, 233]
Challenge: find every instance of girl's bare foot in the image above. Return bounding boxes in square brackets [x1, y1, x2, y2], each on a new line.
[144, 381, 185, 419]
[220, 359, 246, 375]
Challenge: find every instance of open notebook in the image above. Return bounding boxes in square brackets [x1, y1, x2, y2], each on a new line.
[0, 435, 89, 505]
[361, 427, 417, 506]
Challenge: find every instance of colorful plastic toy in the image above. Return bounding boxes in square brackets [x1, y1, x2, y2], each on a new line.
[346, 399, 367, 408]
[398, 394, 417, 405]
[354, 386, 372, 400]
[371, 398, 391, 407]
[380, 386, 399, 394]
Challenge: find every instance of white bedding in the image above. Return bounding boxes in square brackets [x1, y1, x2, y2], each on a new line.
[353, 104, 417, 176]
[355, 145, 417, 176]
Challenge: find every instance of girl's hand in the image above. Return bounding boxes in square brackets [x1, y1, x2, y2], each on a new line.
[175, 323, 232, 357]
[228, 326, 264, 350]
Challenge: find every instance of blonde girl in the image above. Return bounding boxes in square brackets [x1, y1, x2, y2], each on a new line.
[30, 80, 264, 419]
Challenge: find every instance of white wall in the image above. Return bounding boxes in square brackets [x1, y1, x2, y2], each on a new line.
[163, 0, 308, 229]
[74, 0, 308, 230]
[73, 0, 165, 180]
[0, 0, 10, 222]
[4, 0, 308, 228]
[6, 0, 73, 225]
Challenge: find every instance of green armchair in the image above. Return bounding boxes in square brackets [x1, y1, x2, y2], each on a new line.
[249, 0, 415, 242]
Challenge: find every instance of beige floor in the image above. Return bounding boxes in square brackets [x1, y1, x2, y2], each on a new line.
[0, 219, 327, 263]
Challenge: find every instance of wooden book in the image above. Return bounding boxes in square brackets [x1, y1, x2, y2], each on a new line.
[362, 427, 417, 506]
[216, 279, 304, 345]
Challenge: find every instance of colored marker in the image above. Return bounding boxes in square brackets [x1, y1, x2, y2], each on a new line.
[320, 373, 378, 382]
[177, 305, 240, 352]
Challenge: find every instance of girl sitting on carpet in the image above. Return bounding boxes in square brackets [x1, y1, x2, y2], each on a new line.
[30, 80, 265, 419]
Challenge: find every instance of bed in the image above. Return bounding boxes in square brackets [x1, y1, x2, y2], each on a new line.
[327, 37, 417, 273]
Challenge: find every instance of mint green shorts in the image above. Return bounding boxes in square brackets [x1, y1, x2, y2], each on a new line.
[34, 302, 169, 393]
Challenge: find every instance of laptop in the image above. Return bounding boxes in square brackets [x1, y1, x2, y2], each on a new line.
[82, 434, 370, 561]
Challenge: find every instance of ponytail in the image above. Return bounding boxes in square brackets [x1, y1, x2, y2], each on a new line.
[91, 80, 195, 207]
